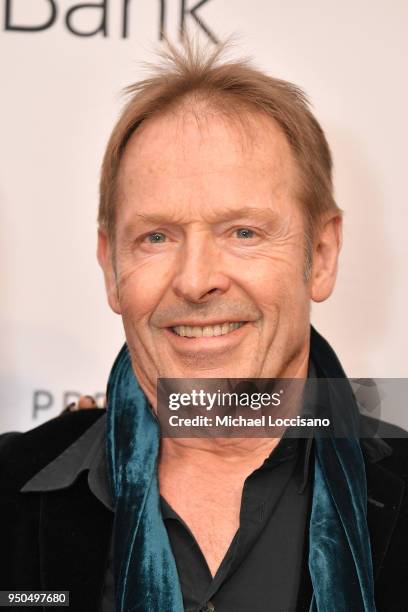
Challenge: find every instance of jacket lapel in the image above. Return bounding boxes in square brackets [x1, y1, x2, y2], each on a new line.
[365, 458, 405, 581]
[309, 326, 406, 581]
[294, 449, 406, 611]
[39, 472, 114, 612]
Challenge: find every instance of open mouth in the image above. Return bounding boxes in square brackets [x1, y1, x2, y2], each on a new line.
[170, 321, 246, 338]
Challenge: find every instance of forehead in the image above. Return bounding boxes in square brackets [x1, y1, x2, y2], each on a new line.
[116, 105, 300, 220]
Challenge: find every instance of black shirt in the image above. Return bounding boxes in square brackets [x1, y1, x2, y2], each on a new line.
[161, 435, 313, 612]
[21, 412, 313, 612]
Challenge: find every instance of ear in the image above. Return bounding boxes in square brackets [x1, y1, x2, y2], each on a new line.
[97, 229, 121, 314]
[311, 213, 343, 303]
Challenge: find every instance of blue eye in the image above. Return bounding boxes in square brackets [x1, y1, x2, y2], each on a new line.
[146, 232, 166, 243]
[236, 228, 254, 239]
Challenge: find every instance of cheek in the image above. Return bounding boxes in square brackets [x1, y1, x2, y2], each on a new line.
[116, 260, 169, 322]
[235, 255, 307, 307]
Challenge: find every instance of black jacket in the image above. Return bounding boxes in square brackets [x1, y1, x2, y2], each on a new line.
[1, 331, 408, 611]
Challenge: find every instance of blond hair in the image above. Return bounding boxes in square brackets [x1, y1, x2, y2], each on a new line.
[99, 40, 341, 255]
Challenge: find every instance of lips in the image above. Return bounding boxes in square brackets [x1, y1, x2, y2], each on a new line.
[171, 321, 246, 338]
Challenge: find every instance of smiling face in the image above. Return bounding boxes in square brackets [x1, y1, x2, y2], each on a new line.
[98, 104, 341, 405]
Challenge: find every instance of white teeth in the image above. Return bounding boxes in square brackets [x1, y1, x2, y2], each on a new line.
[222, 322, 229, 335]
[213, 325, 222, 336]
[172, 321, 245, 338]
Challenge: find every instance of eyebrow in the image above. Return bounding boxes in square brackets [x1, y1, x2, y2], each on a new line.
[125, 206, 282, 228]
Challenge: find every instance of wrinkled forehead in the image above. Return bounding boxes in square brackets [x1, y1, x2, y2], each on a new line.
[116, 103, 301, 210]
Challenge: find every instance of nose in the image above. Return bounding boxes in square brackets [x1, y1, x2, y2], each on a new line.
[172, 233, 231, 303]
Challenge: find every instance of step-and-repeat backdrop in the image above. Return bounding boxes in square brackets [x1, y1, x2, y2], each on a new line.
[1, 1, 407, 432]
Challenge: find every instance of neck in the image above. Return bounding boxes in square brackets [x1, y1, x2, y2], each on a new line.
[159, 346, 310, 464]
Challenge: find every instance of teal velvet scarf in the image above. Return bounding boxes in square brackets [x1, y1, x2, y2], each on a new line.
[106, 341, 376, 612]
[309, 438, 376, 611]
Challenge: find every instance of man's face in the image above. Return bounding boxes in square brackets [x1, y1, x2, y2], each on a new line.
[99, 106, 339, 399]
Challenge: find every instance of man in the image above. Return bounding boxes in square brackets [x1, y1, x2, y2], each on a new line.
[1, 42, 407, 612]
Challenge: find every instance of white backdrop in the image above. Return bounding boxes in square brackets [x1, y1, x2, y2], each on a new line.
[1, 0, 407, 432]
